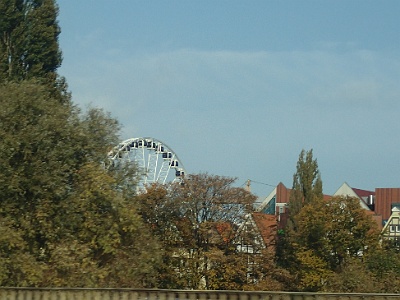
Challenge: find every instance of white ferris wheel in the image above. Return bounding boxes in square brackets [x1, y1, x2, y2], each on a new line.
[108, 137, 186, 186]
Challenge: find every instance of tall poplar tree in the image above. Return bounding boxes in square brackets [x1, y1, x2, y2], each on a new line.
[0, 0, 62, 83]
[288, 149, 323, 229]
[276, 149, 323, 274]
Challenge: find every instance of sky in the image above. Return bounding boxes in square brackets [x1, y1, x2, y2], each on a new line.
[57, 0, 400, 200]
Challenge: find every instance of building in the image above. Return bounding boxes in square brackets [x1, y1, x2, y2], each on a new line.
[334, 183, 400, 230]
[236, 212, 277, 254]
[381, 206, 400, 243]
[333, 182, 382, 229]
[375, 188, 400, 225]
[256, 182, 290, 229]
[256, 182, 331, 229]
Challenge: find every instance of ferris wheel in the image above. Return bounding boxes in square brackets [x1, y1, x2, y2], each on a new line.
[108, 137, 186, 186]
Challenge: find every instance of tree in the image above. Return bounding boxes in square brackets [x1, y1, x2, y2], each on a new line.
[363, 242, 400, 293]
[0, 0, 24, 79]
[0, 81, 78, 257]
[0, 80, 161, 287]
[289, 149, 323, 223]
[137, 174, 257, 289]
[323, 257, 380, 293]
[321, 196, 379, 268]
[0, 0, 62, 82]
[43, 162, 162, 287]
[0, 216, 45, 286]
[276, 149, 323, 273]
[290, 195, 380, 292]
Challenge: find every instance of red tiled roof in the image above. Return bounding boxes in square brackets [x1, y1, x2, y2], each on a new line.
[352, 187, 375, 198]
[252, 212, 277, 247]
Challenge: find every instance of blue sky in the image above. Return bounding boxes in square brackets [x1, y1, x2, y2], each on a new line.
[57, 0, 400, 199]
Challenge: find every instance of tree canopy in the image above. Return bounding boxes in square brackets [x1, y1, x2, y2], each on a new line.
[1, 0, 399, 292]
[289, 149, 323, 222]
[0, 80, 161, 287]
[137, 174, 257, 289]
[0, 0, 62, 82]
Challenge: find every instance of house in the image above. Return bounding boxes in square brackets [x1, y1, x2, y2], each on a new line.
[256, 182, 331, 229]
[256, 182, 290, 229]
[255, 181, 400, 246]
[333, 182, 374, 210]
[234, 212, 277, 282]
[334, 183, 400, 230]
[374, 188, 400, 225]
[236, 212, 277, 254]
[333, 182, 382, 229]
[381, 206, 400, 243]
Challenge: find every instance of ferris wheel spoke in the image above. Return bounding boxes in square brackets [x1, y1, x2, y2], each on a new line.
[108, 137, 186, 189]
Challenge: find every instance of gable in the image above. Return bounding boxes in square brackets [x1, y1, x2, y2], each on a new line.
[333, 182, 372, 210]
[382, 207, 400, 239]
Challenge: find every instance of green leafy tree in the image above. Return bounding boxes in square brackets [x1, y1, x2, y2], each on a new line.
[363, 243, 400, 293]
[0, 0, 62, 82]
[321, 195, 379, 268]
[43, 162, 161, 287]
[204, 249, 249, 290]
[0, 80, 161, 287]
[323, 257, 380, 293]
[289, 149, 323, 223]
[0, 216, 45, 286]
[0, 0, 24, 79]
[276, 149, 323, 272]
[290, 196, 380, 292]
[0, 81, 78, 257]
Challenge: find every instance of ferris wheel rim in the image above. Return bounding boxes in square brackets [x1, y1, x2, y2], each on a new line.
[108, 136, 186, 185]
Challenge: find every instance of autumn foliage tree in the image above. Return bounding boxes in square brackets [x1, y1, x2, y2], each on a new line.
[137, 174, 257, 289]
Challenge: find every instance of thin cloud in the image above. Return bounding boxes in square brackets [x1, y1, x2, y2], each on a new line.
[60, 48, 400, 195]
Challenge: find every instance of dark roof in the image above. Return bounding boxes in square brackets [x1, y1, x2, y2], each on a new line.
[352, 187, 375, 199]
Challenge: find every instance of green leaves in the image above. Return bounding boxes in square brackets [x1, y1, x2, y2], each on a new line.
[288, 149, 323, 229]
[285, 195, 381, 292]
[0, 0, 61, 82]
[0, 80, 161, 287]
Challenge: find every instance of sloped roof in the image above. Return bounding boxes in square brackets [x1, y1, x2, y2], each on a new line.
[352, 187, 375, 199]
[333, 182, 372, 210]
[251, 212, 277, 247]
